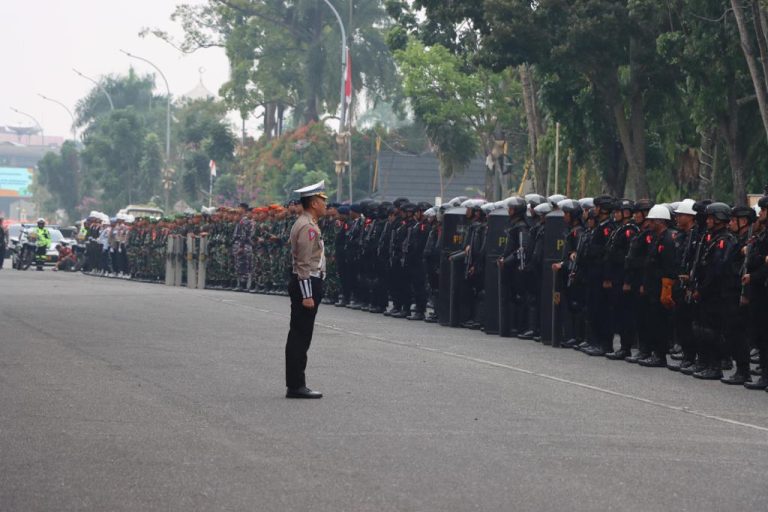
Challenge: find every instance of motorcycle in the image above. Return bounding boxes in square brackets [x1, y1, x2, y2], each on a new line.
[12, 231, 37, 270]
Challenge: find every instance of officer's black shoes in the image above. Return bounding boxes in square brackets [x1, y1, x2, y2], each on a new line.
[347, 301, 362, 310]
[532, 335, 542, 342]
[383, 306, 398, 316]
[721, 370, 751, 385]
[747, 376, 768, 389]
[625, 352, 650, 364]
[286, 387, 323, 399]
[334, 299, 348, 307]
[36, 267, 44, 271]
[518, 330, 535, 340]
[638, 354, 666, 367]
[392, 309, 409, 319]
[369, 306, 385, 314]
[584, 346, 606, 357]
[424, 314, 438, 323]
[606, 348, 631, 360]
[407, 312, 425, 321]
[693, 367, 723, 380]
[681, 361, 705, 375]
[667, 359, 692, 372]
[575, 341, 591, 352]
[561, 338, 580, 348]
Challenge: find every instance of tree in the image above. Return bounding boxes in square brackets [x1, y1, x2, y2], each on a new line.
[81, 108, 147, 212]
[394, 39, 523, 198]
[150, 0, 399, 133]
[37, 141, 80, 219]
[139, 133, 164, 202]
[175, 98, 236, 205]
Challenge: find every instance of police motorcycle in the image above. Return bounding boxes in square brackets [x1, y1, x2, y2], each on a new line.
[11, 227, 37, 270]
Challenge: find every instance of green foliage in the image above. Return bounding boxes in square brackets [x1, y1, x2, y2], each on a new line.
[163, 0, 400, 130]
[175, 98, 237, 207]
[241, 122, 374, 202]
[81, 108, 147, 213]
[36, 141, 80, 218]
[139, 133, 164, 202]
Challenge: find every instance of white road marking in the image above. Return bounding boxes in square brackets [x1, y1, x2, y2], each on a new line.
[212, 295, 768, 435]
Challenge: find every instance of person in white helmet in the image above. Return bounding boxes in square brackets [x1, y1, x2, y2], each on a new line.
[635, 205, 680, 367]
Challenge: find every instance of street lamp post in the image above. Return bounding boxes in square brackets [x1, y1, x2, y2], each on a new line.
[317, 0, 349, 202]
[73, 69, 115, 111]
[38, 94, 76, 142]
[120, 49, 171, 162]
[10, 107, 44, 146]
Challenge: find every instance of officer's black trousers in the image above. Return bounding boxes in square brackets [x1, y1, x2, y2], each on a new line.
[750, 297, 768, 373]
[616, 288, 638, 351]
[587, 278, 611, 350]
[674, 302, 696, 362]
[285, 276, 324, 389]
[725, 305, 750, 366]
[648, 300, 672, 356]
[407, 260, 427, 312]
[636, 294, 652, 355]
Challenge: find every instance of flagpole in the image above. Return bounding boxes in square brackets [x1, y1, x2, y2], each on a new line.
[209, 160, 216, 207]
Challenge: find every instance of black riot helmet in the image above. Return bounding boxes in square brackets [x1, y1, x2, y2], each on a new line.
[417, 201, 433, 212]
[633, 199, 654, 213]
[705, 202, 732, 222]
[593, 195, 615, 212]
[559, 199, 583, 220]
[731, 205, 757, 224]
[506, 197, 527, 217]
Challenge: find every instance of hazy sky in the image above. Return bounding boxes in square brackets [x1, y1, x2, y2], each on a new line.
[1, 0, 233, 139]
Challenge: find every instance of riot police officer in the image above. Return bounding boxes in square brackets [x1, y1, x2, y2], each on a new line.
[499, 197, 530, 336]
[691, 202, 739, 380]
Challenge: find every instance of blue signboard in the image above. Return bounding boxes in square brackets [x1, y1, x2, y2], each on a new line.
[0, 167, 33, 197]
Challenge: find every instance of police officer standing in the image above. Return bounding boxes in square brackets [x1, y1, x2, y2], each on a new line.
[285, 181, 328, 399]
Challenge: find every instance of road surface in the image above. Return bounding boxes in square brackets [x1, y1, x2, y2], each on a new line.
[1, 269, 767, 511]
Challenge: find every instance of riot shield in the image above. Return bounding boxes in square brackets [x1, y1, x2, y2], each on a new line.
[186, 233, 197, 289]
[165, 236, 174, 286]
[197, 235, 208, 289]
[438, 207, 468, 326]
[483, 209, 509, 334]
[539, 211, 566, 345]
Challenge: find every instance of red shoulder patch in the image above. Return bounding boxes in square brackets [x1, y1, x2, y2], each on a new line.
[718, 239, 725, 249]
[308, 228, 318, 241]
[603, 227, 610, 236]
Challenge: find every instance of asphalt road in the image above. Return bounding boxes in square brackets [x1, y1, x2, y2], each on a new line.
[1, 268, 768, 512]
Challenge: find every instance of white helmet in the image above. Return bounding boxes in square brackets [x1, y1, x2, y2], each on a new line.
[647, 204, 671, 221]
[675, 198, 697, 216]
[37, 218, 46, 224]
[533, 203, 553, 216]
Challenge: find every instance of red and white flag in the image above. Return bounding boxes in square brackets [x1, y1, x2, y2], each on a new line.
[209, 160, 217, 177]
[344, 47, 352, 105]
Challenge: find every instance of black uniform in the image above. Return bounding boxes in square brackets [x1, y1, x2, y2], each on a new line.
[500, 217, 530, 335]
[604, 221, 639, 355]
[583, 217, 615, 353]
[693, 227, 739, 378]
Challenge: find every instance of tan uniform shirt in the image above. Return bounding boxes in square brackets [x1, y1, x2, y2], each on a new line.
[290, 212, 326, 297]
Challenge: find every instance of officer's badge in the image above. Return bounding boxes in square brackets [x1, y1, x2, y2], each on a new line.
[308, 228, 318, 241]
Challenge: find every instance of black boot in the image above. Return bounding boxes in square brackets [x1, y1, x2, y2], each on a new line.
[721, 362, 752, 385]
[693, 366, 723, 380]
[606, 348, 631, 360]
[625, 351, 651, 364]
[745, 367, 768, 389]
